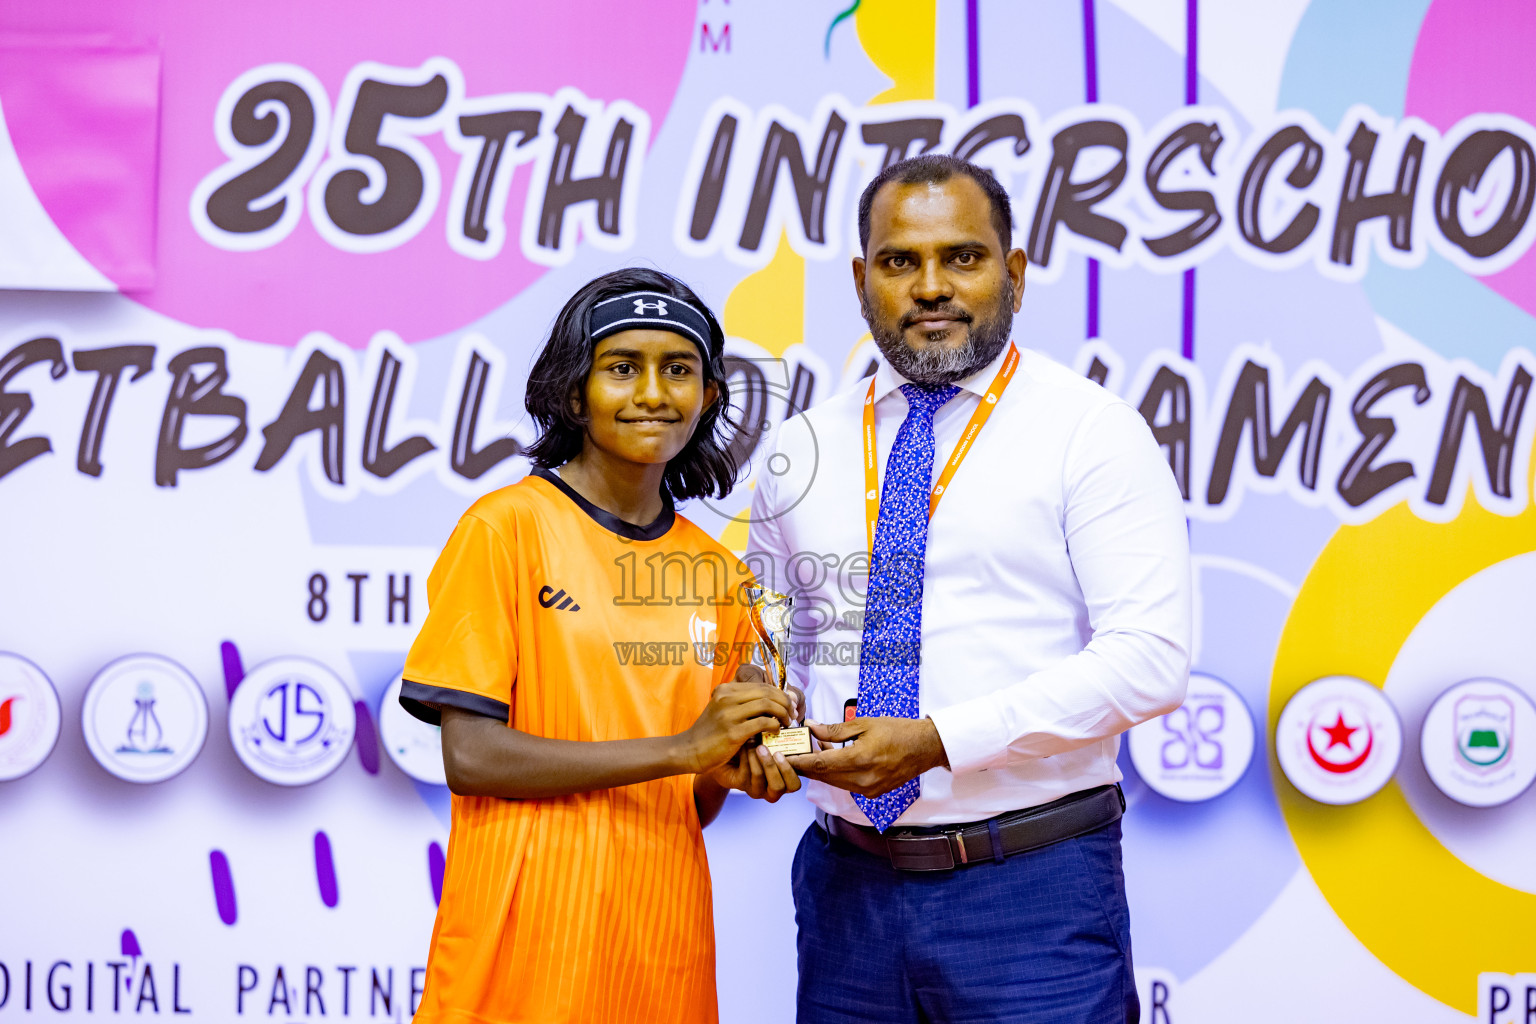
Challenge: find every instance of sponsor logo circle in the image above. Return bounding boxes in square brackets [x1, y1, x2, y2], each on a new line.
[1127, 672, 1255, 802]
[229, 657, 356, 786]
[378, 675, 446, 786]
[82, 654, 209, 784]
[0, 653, 62, 781]
[1276, 675, 1403, 804]
[1419, 677, 1536, 808]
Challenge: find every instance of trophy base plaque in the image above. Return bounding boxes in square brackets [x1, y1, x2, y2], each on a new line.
[759, 726, 813, 756]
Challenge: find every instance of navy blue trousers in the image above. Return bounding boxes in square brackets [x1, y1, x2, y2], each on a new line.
[792, 818, 1138, 1024]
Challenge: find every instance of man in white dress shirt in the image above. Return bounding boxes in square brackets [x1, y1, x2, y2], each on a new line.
[746, 155, 1191, 1023]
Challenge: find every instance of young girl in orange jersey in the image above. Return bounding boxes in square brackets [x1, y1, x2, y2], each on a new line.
[399, 268, 800, 1024]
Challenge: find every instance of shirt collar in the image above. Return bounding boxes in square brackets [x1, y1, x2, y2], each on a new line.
[869, 339, 1016, 404]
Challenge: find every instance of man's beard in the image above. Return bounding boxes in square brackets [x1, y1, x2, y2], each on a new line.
[863, 280, 1014, 386]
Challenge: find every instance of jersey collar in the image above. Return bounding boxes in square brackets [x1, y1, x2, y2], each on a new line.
[533, 468, 676, 542]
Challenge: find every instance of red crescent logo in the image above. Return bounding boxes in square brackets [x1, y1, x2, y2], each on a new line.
[0, 696, 15, 737]
[1307, 714, 1373, 774]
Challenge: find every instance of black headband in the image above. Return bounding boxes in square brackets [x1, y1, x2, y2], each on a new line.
[589, 291, 715, 356]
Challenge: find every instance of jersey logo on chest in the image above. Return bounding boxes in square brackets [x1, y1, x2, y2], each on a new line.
[537, 585, 581, 612]
[688, 612, 717, 646]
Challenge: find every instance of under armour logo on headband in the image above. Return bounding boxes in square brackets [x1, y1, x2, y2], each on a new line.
[590, 289, 715, 355]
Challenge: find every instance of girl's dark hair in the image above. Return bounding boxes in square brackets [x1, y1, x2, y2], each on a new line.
[523, 267, 741, 502]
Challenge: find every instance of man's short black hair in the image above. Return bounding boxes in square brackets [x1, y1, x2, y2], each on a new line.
[523, 267, 741, 502]
[857, 154, 1014, 254]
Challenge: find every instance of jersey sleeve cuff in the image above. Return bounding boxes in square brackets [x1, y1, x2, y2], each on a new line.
[928, 697, 1011, 775]
[399, 679, 510, 726]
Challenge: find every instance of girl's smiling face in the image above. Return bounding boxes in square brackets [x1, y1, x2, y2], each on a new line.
[578, 329, 718, 467]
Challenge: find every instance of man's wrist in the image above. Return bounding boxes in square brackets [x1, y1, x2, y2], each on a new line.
[921, 717, 950, 771]
[927, 699, 1011, 775]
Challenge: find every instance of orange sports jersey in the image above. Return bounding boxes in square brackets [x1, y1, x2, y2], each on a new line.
[400, 468, 756, 1024]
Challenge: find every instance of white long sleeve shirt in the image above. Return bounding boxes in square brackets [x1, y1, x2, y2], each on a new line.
[744, 343, 1192, 826]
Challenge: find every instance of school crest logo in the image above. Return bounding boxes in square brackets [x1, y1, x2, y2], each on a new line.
[229, 657, 357, 786]
[1276, 676, 1402, 805]
[1420, 678, 1536, 808]
[82, 654, 209, 784]
[0, 653, 61, 782]
[1455, 694, 1512, 771]
[1127, 673, 1254, 802]
[1305, 702, 1374, 775]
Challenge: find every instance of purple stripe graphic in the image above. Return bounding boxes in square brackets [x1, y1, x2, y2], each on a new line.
[1081, 0, 1098, 103]
[209, 850, 237, 925]
[1183, 0, 1198, 359]
[314, 831, 339, 908]
[1087, 261, 1101, 339]
[354, 699, 380, 775]
[1185, 0, 1199, 105]
[1182, 269, 1196, 359]
[428, 841, 446, 905]
[219, 640, 244, 700]
[120, 928, 141, 958]
[966, 0, 980, 108]
[1082, 0, 1100, 340]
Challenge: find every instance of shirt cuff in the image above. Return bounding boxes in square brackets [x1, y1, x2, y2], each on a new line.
[927, 695, 1012, 775]
[399, 679, 510, 727]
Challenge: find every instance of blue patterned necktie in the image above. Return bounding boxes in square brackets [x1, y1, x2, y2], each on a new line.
[855, 382, 960, 832]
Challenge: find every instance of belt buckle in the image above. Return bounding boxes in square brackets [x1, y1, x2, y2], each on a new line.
[884, 831, 957, 872]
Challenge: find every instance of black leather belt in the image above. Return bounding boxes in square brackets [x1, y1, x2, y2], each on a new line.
[814, 784, 1125, 872]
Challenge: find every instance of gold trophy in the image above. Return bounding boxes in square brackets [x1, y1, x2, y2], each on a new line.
[742, 584, 812, 756]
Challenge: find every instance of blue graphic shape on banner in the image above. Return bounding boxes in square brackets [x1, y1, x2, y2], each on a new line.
[1361, 262, 1535, 374]
[1280, 0, 1433, 124]
[1119, 563, 1300, 980]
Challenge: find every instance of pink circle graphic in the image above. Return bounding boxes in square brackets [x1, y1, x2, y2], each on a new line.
[1406, 0, 1536, 316]
[0, 0, 695, 346]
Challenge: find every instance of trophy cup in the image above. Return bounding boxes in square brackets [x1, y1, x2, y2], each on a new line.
[742, 584, 812, 756]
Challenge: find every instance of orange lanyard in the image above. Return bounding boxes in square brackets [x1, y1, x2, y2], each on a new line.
[862, 343, 1020, 553]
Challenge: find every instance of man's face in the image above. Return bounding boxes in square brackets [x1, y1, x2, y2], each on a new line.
[853, 175, 1027, 385]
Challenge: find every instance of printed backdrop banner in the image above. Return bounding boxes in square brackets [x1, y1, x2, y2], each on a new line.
[1, 0, 1534, 1021]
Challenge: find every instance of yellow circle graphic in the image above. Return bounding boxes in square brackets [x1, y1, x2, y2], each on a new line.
[1270, 481, 1536, 1012]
